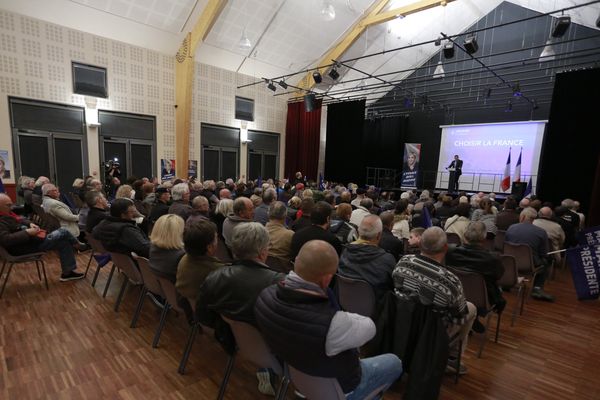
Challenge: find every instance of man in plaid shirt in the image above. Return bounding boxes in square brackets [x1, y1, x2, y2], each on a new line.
[393, 226, 476, 375]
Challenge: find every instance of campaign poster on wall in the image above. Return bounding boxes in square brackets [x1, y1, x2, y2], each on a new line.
[161, 159, 176, 181]
[188, 160, 198, 179]
[400, 143, 421, 188]
[0, 150, 10, 179]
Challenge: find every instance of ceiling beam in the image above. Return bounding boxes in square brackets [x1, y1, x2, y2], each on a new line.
[175, 0, 227, 178]
[294, 0, 454, 92]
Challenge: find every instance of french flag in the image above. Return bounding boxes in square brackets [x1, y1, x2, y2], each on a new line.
[500, 148, 511, 191]
[513, 148, 522, 182]
[523, 177, 533, 197]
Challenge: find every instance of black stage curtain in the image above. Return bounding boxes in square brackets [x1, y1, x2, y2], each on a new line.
[538, 68, 600, 224]
[362, 116, 408, 170]
[325, 100, 365, 184]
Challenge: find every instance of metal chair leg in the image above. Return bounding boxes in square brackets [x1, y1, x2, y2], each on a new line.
[114, 277, 128, 312]
[217, 353, 236, 400]
[84, 250, 95, 278]
[454, 339, 462, 384]
[130, 287, 147, 328]
[495, 311, 502, 343]
[275, 363, 290, 400]
[152, 303, 171, 348]
[178, 322, 200, 374]
[35, 260, 42, 281]
[477, 313, 492, 358]
[91, 261, 103, 288]
[102, 264, 116, 298]
[41, 260, 48, 290]
[0, 263, 15, 298]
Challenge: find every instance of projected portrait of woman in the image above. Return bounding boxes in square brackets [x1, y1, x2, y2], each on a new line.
[403, 151, 419, 171]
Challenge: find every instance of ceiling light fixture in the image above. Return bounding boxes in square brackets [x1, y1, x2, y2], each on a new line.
[320, 0, 336, 22]
[328, 67, 340, 80]
[443, 41, 455, 58]
[433, 61, 445, 78]
[278, 80, 288, 89]
[539, 39, 556, 62]
[464, 35, 478, 54]
[312, 71, 322, 84]
[266, 80, 276, 92]
[238, 28, 252, 51]
[552, 16, 571, 37]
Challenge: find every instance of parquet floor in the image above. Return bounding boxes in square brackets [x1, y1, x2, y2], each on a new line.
[1, 251, 599, 399]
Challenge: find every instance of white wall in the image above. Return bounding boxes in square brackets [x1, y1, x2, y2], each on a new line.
[0, 8, 289, 185]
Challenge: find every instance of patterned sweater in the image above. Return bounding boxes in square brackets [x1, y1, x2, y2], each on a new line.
[392, 254, 468, 325]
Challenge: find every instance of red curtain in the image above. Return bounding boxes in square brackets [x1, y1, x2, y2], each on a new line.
[284, 99, 322, 181]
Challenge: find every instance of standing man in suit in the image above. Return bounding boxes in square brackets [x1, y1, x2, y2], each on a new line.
[447, 155, 463, 193]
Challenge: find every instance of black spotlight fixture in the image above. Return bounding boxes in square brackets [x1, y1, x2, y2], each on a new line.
[267, 80, 276, 92]
[464, 35, 478, 54]
[328, 67, 340, 80]
[304, 93, 316, 112]
[312, 71, 322, 84]
[512, 82, 522, 97]
[443, 41, 454, 59]
[278, 80, 288, 89]
[552, 16, 571, 38]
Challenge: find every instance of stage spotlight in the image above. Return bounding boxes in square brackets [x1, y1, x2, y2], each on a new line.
[552, 16, 571, 38]
[312, 71, 322, 84]
[464, 35, 478, 54]
[267, 80, 276, 92]
[328, 67, 340, 80]
[434, 37, 441, 46]
[433, 61, 445, 78]
[278, 80, 288, 89]
[443, 41, 455, 59]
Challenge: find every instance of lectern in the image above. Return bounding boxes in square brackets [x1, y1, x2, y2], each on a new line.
[448, 167, 457, 192]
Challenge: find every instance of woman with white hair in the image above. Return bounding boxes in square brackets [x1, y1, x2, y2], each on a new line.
[212, 198, 233, 236]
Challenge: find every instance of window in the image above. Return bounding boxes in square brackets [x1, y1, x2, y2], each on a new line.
[72, 62, 108, 98]
[235, 96, 254, 121]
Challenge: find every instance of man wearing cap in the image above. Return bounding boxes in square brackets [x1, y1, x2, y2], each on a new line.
[148, 187, 171, 223]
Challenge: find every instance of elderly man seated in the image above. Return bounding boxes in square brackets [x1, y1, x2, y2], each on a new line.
[197, 222, 285, 395]
[42, 183, 81, 239]
[0, 194, 85, 281]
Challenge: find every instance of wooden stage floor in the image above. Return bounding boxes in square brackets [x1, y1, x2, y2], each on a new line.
[1, 251, 599, 399]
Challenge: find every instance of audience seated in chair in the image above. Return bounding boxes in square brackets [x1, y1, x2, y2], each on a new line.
[254, 188, 276, 226]
[505, 207, 554, 302]
[222, 197, 254, 248]
[148, 187, 171, 224]
[186, 195, 209, 227]
[85, 190, 109, 233]
[265, 201, 294, 262]
[329, 203, 358, 246]
[255, 240, 403, 399]
[378, 211, 403, 261]
[393, 227, 476, 375]
[496, 197, 520, 231]
[168, 183, 193, 221]
[445, 221, 506, 331]
[444, 203, 471, 244]
[338, 215, 396, 304]
[533, 207, 565, 265]
[0, 193, 85, 281]
[148, 214, 185, 282]
[291, 201, 343, 259]
[93, 198, 150, 258]
[42, 183, 81, 240]
[176, 219, 225, 307]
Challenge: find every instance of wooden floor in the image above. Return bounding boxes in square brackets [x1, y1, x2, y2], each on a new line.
[1, 251, 599, 400]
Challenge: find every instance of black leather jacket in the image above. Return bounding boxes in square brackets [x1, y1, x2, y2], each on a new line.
[197, 259, 285, 327]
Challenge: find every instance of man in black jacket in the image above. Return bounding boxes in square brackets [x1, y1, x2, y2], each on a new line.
[197, 222, 285, 396]
[148, 187, 171, 223]
[85, 190, 109, 232]
[93, 198, 150, 258]
[291, 201, 343, 259]
[445, 221, 505, 331]
[0, 193, 85, 281]
[338, 215, 396, 302]
[378, 211, 403, 261]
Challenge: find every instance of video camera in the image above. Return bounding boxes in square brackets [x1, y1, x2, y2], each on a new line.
[104, 158, 120, 170]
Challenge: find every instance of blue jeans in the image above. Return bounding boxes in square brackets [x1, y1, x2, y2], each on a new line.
[346, 354, 403, 400]
[38, 228, 78, 273]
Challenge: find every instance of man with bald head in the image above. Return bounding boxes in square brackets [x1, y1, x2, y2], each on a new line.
[394, 226, 476, 374]
[339, 215, 396, 302]
[533, 206, 565, 265]
[255, 240, 403, 398]
[222, 196, 254, 247]
[186, 195, 209, 226]
[219, 188, 232, 200]
[0, 193, 85, 281]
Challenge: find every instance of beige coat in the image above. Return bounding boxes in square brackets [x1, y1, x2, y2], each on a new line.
[42, 196, 80, 237]
[266, 221, 294, 262]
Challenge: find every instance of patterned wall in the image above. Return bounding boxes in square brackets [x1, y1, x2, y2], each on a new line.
[0, 8, 289, 182]
[191, 62, 288, 178]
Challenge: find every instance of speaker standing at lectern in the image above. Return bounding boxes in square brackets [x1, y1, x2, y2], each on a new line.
[446, 155, 463, 192]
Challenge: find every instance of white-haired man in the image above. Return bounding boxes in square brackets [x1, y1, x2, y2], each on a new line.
[42, 183, 81, 239]
[168, 183, 192, 220]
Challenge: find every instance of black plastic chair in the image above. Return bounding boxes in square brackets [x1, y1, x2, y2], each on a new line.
[336, 274, 376, 318]
[0, 245, 47, 298]
[130, 253, 166, 329]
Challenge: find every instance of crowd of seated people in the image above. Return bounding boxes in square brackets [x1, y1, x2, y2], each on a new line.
[4, 171, 589, 398]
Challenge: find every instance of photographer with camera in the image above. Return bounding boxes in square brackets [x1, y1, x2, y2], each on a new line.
[103, 159, 122, 200]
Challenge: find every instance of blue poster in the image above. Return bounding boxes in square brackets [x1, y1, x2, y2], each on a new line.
[566, 244, 600, 300]
[400, 143, 421, 188]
